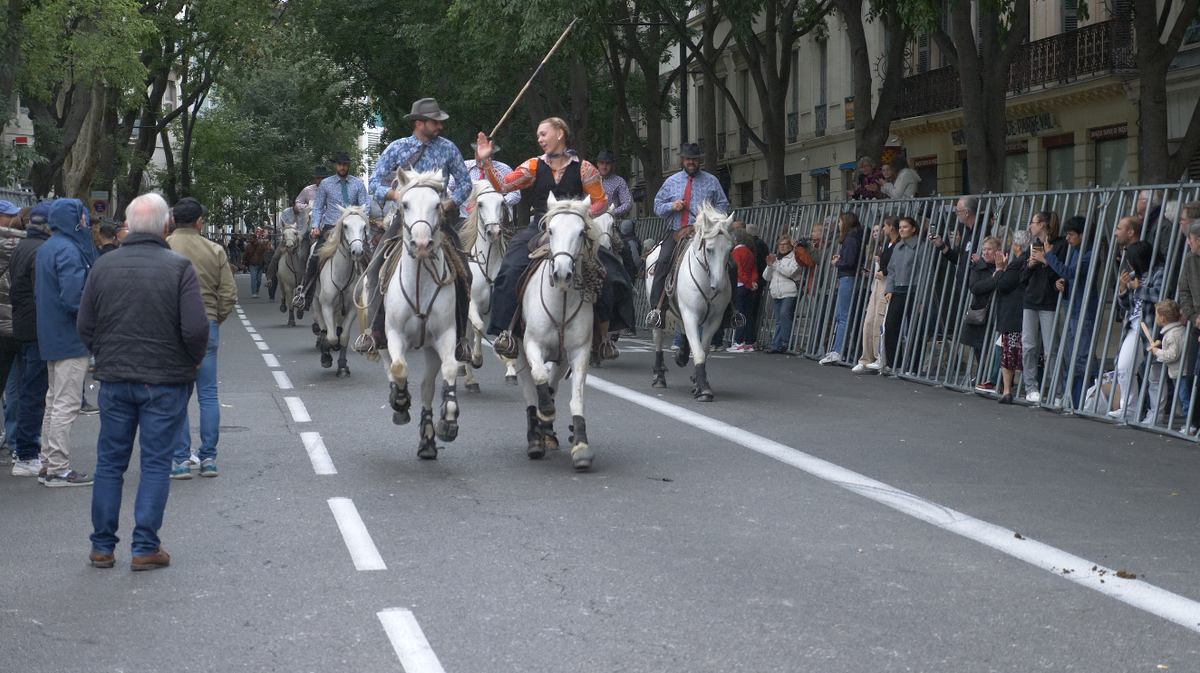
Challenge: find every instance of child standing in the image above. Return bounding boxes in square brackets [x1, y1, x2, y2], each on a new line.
[1145, 299, 1185, 425]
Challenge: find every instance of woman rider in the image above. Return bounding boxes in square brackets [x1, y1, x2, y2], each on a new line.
[474, 118, 634, 355]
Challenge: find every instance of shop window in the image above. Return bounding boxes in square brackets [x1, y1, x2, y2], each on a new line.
[1096, 138, 1129, 187]
[1004, 153, 1029, 193]
[738, 181, 754, 207]
[812, 173, 830, 202]
[1046, 145, 1075, 191]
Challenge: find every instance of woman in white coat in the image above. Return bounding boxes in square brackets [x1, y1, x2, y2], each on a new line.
[881, 156, 919, 199]
[763, 235, 805, 353]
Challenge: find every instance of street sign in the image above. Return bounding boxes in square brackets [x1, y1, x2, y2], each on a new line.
[91, 190, 109, 219]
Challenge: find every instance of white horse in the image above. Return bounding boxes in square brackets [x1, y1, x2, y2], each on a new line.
[376, 169, 461, 460]
[275, 225, 302, 326]
[459, 180, 517, 392]
[644, 203, 735, 401]
[314, 205, 369, 376]
[515, 194, 602, 470]
[593, 206, 617, 251]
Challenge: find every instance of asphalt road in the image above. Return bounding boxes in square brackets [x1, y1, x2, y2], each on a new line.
[3, 273, 1199, 673]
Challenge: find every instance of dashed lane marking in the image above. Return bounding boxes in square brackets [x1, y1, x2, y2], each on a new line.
[262, 354, 280, 368]
[246, 326, 257, 334]
[328, 498, 386, 571]
[284, 396, 310, 423]
[300, 432, 336, 475]
[272, 370, 293, 390]
[587, 375, 1200, 635]
[250, 334, 263, 341]
[255, 342, 269, 351]
[377, 608, 446, 673]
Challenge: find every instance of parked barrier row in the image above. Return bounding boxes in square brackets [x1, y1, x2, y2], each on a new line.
[633, 185, 1200, 442]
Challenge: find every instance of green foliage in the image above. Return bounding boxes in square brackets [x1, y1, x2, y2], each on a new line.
[19, 0, 152, 98]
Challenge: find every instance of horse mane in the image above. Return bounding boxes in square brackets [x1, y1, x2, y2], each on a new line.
[459, 180, 499, 253]
[693, 202, 733, 242]
[396, 168, 447, 200]
[318, 205, 368, 264]
[544, 197, 602, 257]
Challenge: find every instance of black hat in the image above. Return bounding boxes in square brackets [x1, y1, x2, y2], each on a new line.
[313, 165, 330, 179]
[679, 143, 703, 159]
[173, 197, 207, 224]
[403, 98, 450, 122]
[596, 149, 616, 163]
[332, 151, 352, 164]
[470, 140, 501, 155]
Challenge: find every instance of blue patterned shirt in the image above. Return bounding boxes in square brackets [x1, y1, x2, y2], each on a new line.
[369, 135, 472, 207]
[311, 174, 370, 228]
[600, 173, 633, 218]
[653, 170, 729, 230]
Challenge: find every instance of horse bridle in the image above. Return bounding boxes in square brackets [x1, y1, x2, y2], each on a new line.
[539, 210, 592, 363]
[682, 231, 730, 327]
[394, 185, 454, 349]
[468, 195, 508, 315]
[399, 184, 444, 259]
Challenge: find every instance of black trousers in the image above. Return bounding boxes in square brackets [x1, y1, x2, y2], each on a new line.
[883, 289, 911, 370]
[649, 232, 679, 311]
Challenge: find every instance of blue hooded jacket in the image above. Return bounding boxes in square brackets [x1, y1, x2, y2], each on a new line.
[35, 199, 97, 360]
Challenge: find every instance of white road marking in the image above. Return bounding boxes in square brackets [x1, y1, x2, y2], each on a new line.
[328, 498, 386, 571]
[256, 342, 269, 351]
[246, 326, 257, 334]
[284, 396, 310, 423]
[272, 370, 293, 390]
[377, 608, 446, 673]
[241, 320, 252, 326]
[262, 354, 280, 367]
[250, 334, 263, 341]
[300, 432, 336, 475]
[587, 375, 1200, 634]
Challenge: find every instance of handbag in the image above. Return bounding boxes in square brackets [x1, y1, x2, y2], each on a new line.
[963, 306, 988, 326]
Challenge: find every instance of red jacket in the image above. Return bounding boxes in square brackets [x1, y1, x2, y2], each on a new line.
[732, 245, 757, 287]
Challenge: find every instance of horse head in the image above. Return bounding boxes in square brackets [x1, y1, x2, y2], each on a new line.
[282, 226, 298, 251]
[692, 203, 736, 293]
[593, 206, 616, 250]
[334, 205, 369, 259]
[396, 167, 446, 259]
[544, 193, 596, 291]
[462, 180, 508, 251]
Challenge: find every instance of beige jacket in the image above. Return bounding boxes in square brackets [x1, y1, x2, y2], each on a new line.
[168, 226, 237, 323]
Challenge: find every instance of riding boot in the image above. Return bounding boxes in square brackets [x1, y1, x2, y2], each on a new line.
[647, 232, 680, 328]
[355, 219, 405, 353]
[297, 252, 320, 311]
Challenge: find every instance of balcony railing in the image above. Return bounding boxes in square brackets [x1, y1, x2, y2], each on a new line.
[717, 132, 727, 157]
[739, 132, 749, 154]
[814, 104, 827, 137]
[787, 112, 799, 143]
[895, 19, 1136, 120]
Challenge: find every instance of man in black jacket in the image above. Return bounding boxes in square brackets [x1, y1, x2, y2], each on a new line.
[78, 193, 209, 572]
[7, 202, 51, 479]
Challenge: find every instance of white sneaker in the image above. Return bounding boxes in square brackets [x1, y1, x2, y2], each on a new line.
[851, 363, 868, 374]
[1107, 407, 1125, 419]
[866, 362, 883, 371]
[11, 458, 42, 477]
[726, 344, 743, 353]
[819, 352, 840, 365]
[252, 293, 259, 298]
[743, 344, 755, 353]
[1025, 391, 1041, 404]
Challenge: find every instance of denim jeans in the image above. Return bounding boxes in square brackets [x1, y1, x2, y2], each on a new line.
[176, 321, 220, 463]
[1061, 312, 1095, 408]
[831, 275, 855, 354]
[249, 265, 262, 294]
[771, 296, 798, 351]
[733, 286, 753, 344]
[90, 381, 190, 556]
[3, 360, 20, 443]
[13, 341, 47, 462]
[1021, 309, 1057, 394]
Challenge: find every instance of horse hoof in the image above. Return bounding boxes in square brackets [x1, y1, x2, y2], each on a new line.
[287, 319, 296, 327]
[435, 419, 458, 442]
[320, 352, 333, 368]
[527, 439, 545, 459]
[571, 443, 594, 471]
[311, 322, 321, 335]
[542, 433, 560, 451]
[675, 351, 689, 368]
[466, 382, 481, 393]
[393, 410, 410, 425]
[695, 391, 714, 402]
[471, 355, 483, 369]
[279, 303, 287, 313]
[417, 444, 438, 460]
[336, 366, 350, 377]
[296, 309, 304, 320]
[505, 375, 518, 386]
[651, 377, 667, 389]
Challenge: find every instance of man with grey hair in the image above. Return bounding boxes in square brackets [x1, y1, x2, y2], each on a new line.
[78, 192, 210, 570]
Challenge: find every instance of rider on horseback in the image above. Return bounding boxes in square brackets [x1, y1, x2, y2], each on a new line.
[475, 119, 634, 356]
[357, 98, 475, 362]
[295, 152, 371, 310]
[647, 142, 743, 354]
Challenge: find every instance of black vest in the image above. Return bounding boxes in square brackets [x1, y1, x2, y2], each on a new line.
[530, 159, 583, 225]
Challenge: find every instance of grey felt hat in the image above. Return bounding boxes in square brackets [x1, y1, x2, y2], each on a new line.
[679, 143, 703, 159]
[403, 98, 450, 122]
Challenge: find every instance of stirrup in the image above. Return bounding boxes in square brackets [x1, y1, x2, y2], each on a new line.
[353, 333, 376, 354]
[645, 309, 663, 329]
[454, 339, 472, 363]
[493, 331, 520, 360]
[599, 340, 619, 360]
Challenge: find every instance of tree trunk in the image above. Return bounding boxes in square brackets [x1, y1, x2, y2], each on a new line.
[160, 126, 177, 205]
[25, 80, 97, 198]
[61, 82, 107, 200]
[841, 0, 908, 164]
[120, 66, 170, 216]
[0, 0, 25, 120]
[1134, 0, 1200, 183]
[569, 56, 589, 158]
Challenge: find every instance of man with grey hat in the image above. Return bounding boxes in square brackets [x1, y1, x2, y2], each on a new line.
[295, 165, 331, 213]
[297, 151, 370, 310]
[595, 150, 632, 220]
[358, 97, 474, 360]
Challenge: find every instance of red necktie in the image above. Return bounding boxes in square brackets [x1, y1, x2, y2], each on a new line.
[679, 175, 694, 228]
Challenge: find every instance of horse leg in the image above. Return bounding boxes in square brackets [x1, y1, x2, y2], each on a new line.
[468, 300, 486, 370]
[566, 347, 592, 471]
[431, 344, 459, 442]
[387, 325, 411, 425]
[651, 327, 667, 388]
[691, 313, 719, 402]
[336, 308, 353, 376]
[502, 356, 518, 386]
[516, 350, 554, 456]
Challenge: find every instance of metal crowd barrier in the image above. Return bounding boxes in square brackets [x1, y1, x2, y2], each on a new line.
[632, 184, 1200, 442]
[0, 186, 37, 207]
